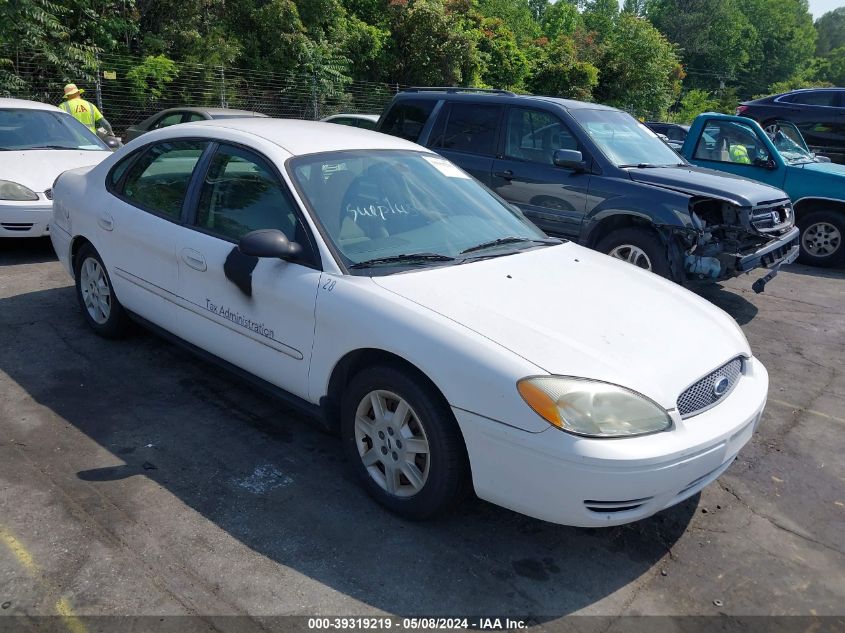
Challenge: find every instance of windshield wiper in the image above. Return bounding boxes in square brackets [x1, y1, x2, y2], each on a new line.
[26, 145, 80, 150]
[348, 253, 456, 269]
[460, 236, 557, 255]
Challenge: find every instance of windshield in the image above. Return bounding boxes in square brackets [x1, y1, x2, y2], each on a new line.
[289, 150, 550, 273]
[570, 109, 683, 167]
[768, 121, 814, 164]
[0, 108, 108, 151]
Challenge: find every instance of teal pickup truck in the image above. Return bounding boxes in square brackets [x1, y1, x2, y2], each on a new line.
[681, 113, 845, 267]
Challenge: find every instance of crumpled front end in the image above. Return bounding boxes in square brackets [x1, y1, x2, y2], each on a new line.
[677, 196, 798, 281]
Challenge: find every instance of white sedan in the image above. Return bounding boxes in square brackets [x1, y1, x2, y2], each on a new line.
[50, 119, 768, 526]
[0, 98, 112, 237]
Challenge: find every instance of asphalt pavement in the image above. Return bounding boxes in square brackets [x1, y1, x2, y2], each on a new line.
[0, 238, 843, 632]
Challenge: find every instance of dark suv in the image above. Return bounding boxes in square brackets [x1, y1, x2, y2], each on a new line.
[737, 88, 845, 164]
[376, 88, 799, 289]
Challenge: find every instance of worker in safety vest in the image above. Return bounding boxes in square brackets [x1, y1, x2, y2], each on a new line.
[58, 84, 114, 136]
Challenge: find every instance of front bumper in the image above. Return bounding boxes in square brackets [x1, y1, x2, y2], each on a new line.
[454, 357, 768, 527]
[0, 198, 52, 237]
[736, 226, 800, 273]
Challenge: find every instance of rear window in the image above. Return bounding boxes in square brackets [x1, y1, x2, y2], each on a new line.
[380, 100, 434, 143]
[431, 103, 501, 156]
[786, 91, 838, 107]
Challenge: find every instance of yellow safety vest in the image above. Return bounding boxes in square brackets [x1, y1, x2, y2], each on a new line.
[729, 144, 751, 165]
[59, 98, 103, 132]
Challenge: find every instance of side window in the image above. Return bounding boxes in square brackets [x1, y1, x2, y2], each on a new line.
[120, 140, 207, 218]
[152, 112, 185, 129]
[432, 103, 501, 156]
[666, 126, 686, 141]
[790, 91, 838, 107]
[185, 113, 207, 122]
[356, 118, 377, 130]
[505, 109, 579, 165]
[330, 117, 357, 127]
[195, 144, 299, 242]
[693, 121, 769, 165]
[380, 100, 435, 142]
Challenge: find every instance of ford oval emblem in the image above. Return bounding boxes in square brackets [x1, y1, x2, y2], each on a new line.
[713, 375, 730, 397]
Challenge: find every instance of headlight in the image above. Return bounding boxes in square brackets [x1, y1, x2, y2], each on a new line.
[0, 180, 39, 201]
[517, 376, 672, 437]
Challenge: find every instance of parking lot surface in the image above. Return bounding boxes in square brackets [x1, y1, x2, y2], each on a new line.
[1, 238, 844, 630]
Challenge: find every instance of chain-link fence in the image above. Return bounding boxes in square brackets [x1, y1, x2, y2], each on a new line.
[1, 50, 405, 136]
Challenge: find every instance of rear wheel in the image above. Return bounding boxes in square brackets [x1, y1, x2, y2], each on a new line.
[341, 364, 469, 520]
[596, 227, 672, 279]
[797, 209, 844, 267]
[74, 243, 131, 337]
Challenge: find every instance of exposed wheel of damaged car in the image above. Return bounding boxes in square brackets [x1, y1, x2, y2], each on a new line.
[341, 365, 468, 519]
[798, 209, 844, 267]
[596, 227, 672, 278]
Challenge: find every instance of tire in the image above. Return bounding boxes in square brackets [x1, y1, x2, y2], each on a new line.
[73, 243, 131, 338]
[797, 209, 845, 267]
[595, 227, 672, 279]
[341, 364, 469, 520]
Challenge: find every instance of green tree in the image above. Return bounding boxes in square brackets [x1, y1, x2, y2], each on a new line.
[541, 0, 580, 41]
[477, 17, 529, 89]
[125, 54, 178, 103]
[386, 0, 482, 86]
[815, 7, 845, 56]
[648, 0, 755, 91]
[738, 0, 817, 96]
[582, 0, 618, 41]
[476, 0, 539, 44]
[526, 34, 598, 100]
[675, 89, 718, 123]
[594, 13, 682, 118]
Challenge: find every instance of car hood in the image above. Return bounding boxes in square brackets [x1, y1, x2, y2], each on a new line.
[627, 165, 788, 206]
[372, 243, 750, 411]
[0, 149, 111, 193]
[797, 160, 845, 178]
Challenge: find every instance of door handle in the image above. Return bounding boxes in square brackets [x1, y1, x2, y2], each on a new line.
[97, 214, 113, 231]
[180, 248, 207, 272]
[495, 170, 514, 180]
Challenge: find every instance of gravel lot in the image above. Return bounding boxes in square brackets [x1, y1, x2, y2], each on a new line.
[1, 238, 843, 631]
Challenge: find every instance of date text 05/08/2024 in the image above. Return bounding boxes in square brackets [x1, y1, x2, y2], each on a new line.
[307, 618, 528, 630]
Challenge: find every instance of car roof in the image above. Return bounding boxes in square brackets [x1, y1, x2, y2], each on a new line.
[151, 106, 265, 117]
[174, 118, 427, 155]
[322, 113, 380, 122]
[393, 90, 618, 112]
[0, 98, 62, 112]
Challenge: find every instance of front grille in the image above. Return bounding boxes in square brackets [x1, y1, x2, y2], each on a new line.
[750, 200, 792, 234]
[1, 222, 34, 232]
[584, 497, 653, 514]
[44, 188, 53, 200]
[677, 357, 743, 418]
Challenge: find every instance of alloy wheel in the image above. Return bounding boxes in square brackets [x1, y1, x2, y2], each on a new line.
[354, 389, 430, 498]
[802, 221, 841, 258]
[79, 257, 111, 324]
[608, 244, 653, 270]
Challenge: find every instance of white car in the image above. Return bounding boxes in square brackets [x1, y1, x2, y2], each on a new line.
[0, 98, 112, 237]
[320, 113, 380, 130]
[50, 119, 768, 527]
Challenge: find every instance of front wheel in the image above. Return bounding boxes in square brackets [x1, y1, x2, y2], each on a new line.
[596, 227, 672, 279]
[341, 365, 469, 520]
[74, 243, 131, 337]
[797, 209, 844, 267]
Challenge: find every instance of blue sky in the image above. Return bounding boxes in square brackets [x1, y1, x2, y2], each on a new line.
[809, 0, 843, 18]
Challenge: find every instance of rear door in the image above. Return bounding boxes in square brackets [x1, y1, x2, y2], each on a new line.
[102, 139, 209, 328]
[426, 102, 502, 186]
[491, 107, 590, 238]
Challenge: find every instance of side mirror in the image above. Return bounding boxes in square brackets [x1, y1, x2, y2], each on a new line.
[238, 229, 302, 260]
[553, 149, 587, 171]
[815, 155, 832, 163]
[764, 158, 778, 171]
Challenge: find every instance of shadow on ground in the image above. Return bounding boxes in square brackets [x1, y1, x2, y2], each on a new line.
[0, 285, 698, 618]
[0, 237, 57, 265]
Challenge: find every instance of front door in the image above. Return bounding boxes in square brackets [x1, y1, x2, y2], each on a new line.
[173, 142, 322, 399]
[689, 119, 787, 190]
[491, 107, 590, 238]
